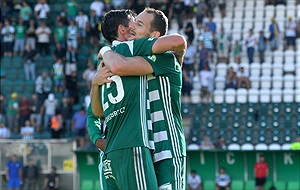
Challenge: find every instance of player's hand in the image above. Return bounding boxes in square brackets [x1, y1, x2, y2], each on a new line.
[96, 139, 106, 151]
[91, 61, 113, 86]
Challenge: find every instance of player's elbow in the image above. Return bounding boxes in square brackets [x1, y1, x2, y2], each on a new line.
[92, 107, 103, 116]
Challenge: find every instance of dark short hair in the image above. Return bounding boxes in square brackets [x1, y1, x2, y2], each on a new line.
[101, 9, 136, 44]
[143, 7, 168, 36]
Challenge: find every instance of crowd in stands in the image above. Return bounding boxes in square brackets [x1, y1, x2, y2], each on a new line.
[1, 0, 300, 142]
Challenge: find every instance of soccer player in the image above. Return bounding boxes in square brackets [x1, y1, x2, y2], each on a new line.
[96, 8, 187, 189]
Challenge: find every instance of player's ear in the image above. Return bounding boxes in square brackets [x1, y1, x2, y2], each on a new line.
[150, 31, 160, 38]
[119, 25, 126, 35]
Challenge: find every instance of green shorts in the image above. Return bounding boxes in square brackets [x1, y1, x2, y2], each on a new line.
[154, 157, 186, 190]
[103, 147, 158, 189]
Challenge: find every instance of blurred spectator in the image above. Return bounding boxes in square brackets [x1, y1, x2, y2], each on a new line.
[75, 9, 89, 45]
[245, 29, 256, 64]
[64, 0, 78, 21]
[195, 0, 208, 29]
[42, 93, 59, 131]
[285, 16, 297, 50]
[72, 106, 87, 147]
[205, 15, 217, 35]
[26, 19, 37, 51]
[65, 45, 77, 76]
[52, 42, 66, 62]
[34, 0, 50, 23]
[199, 65, 213, 103]
[19, 1, 33, 27]
[43, 166, 59, 190]
[1, 1, 12, 21]
[54, 21, 67, 50]
[199, 135, 215, 150]
[218, 0, 226, 18]
[199, 26, 214, 53]
[216, 27, 231, 63]
[19, 95, 32, 127]
[254, 155, 269, 190]
[0, 94, 7, 124]
[88, 9, 101, 46]
[90, 0, 105, 19]
[237, 67, 250, 89]
[23, 159, 39, 190]
[35, 22, 52, 56]
[52, 58, 65, 93]
[0, 121, 11, 139]
[215, 167, 231, 190]
[131, 0, 146, 14]
[172, 0, 185, 31]
[30, 94, 43, 130]
[258, 31, 267, 63]
[269, 17, 280, 51]
[182, 69, 193, 103]
[184, 14, 195, 44]
[35, 71, 52, 104]
[65, 71, 79, 105]
[82, 60, 96, 90]
[225, 67, 237, 89]
[5, 155, 23, 190]
[14, 19, 27, 56]
[23, 44, 38, 81]
[61, 97, 73, 134]
[1, 19, 15, 57]
[205, 0, 216, 17]
[183, 40, 197, 75]
[232, 40, 241, 63]
[188, 170, 202, 190]
[50, 109, 63, 139]
[67, 19, 79, 52]
[158, 0, 172, 28]
[198, 42, 211, 71]
[84, 91, 91, 110]
[214, 136, 227, 150]
[21, 120, 34, 139]
[7, 93, 19, 133]
[290, 136, 300, 150]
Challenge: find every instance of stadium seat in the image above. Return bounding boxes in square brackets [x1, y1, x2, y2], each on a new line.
[250, 62, 261, 77]
[268, 143, 281, 150]
[227, 143, 241, 150]
[274, 181, 286, 190]
[284, 63, 295, 74]
[260, 76, 271, 89]
[231, 180, 244, 190]
[241, 143, 254, 150]
[261, 62, 272, 76]
[215, 76, 226, 90]
[190, 90, 201, 104]
[80, 180, 93, 190]
[295, 75, 300, 89]
[284, 74, 295, 89]
[271, 115, 282, 128]
[181, 103, 193, 117]
[283, 89, 294, 103]
[287, 181, 300, 190]
[248, 89, 259, 103]
[187, 144, 200, 150]
[271, 89, 282, 103]
[203, 180, 215, 190]
[255, 143, 268, 150]
[236, 89, 248, 103]
[216, 63, 227, 77]
[225, 89, 236, 104]
[259, 89, 270, 103]
[281, 143, 291, 150]
[249, 76, 260, 89]
[244, 180, 255, 190]
[272, 63, 283, 77]
[214, 90, 224, 104]
[296, 89, 300, 102]
[272, 76, 283, 89]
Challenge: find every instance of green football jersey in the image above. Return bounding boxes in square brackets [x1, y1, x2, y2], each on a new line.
[86, 104, 104, 144]
[144, 53, 187, 162]
[101, 38, 156, 154]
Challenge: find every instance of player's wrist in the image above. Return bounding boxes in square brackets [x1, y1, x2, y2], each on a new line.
[100, 46, 111, 57]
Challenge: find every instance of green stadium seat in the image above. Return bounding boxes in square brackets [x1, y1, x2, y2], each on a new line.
[246, 115, 255, 128]
[271, 102, 282, 115]
[244, 180, 255, 190]
[284, 115, 293, 128]
[81, 179, 93, 190]
[287, 181, 300, 190]
[271, 115, 282, 128]
[203, 180, 215, 190]
[195, 103, 208, 116]
[230, 130, 240, 143]
[231, 180, 244, 190]
[232, 115, 242, 128]
[11, 56, 22, 68]
[259, 103, 270, 117]
[219, 116, 228, 129]
[247, 103, 257, 117]
[206, 115, 215, 129]
[271, 129, 281, 143]
[182, 103, 193, 116]
[274, 181, 286, 190]
[192, 116, 202, 128]
[6, 69, 18, 81]
[258, 115, 269, 129]
[1, 56, 11, 69]
[245, 129, 254, 143]
[207, 102, 216, 115]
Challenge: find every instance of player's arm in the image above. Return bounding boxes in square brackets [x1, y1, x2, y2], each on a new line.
[151, 33, 187, 64]
[90, 61, 112, 116]
[86, 104, 106, 151]
[100, 47, 153, 75]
